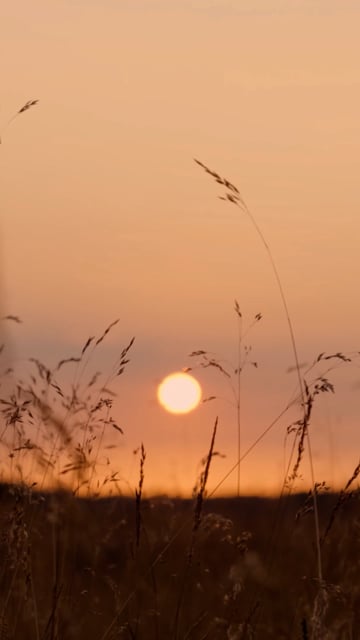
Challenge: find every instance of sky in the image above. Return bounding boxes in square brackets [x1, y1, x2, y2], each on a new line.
[1, 0, 360, 496]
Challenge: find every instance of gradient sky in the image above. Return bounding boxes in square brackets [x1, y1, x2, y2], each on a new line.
[1, 0, 360, 496]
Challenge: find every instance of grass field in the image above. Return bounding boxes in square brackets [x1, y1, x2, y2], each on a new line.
[0, 483, 359, 639]
[1, 116, 359, 638]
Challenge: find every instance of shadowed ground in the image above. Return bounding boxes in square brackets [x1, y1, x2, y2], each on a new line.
[0, 485, 359, 639]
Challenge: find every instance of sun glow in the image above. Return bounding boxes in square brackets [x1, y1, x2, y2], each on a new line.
[157, 372, 202, 414]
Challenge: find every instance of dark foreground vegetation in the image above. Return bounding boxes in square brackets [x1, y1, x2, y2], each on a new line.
[0, 484, 359, 640]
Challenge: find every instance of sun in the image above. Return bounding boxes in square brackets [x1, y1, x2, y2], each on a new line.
[157, 372, 202, 414]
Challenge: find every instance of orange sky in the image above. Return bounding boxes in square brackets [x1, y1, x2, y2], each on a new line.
[1, 0, 360, 496]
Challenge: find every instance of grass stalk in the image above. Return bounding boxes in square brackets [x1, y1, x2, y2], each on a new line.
[194, 158, 322, 582]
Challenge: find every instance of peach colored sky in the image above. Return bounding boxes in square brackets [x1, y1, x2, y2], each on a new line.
[1, 1, 360, 495]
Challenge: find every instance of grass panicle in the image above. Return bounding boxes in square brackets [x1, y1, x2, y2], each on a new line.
[0, 100, 39, 144]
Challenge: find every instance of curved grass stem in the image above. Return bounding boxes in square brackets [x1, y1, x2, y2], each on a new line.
[194, 158, 322, 583]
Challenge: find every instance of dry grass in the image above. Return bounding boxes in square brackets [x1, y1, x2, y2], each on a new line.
[0, 99, 39, 144]
[1, 312, 359, 639]
[1, 139, 360, 637]
[0, 479, 359, 638]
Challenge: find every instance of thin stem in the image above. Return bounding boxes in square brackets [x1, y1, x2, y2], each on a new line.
[236, 314, 242, 497]
[243, 203, 322, 582]
[194, 159, 322, 582]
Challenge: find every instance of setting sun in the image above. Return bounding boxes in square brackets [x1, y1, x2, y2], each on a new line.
[157, 372, 202, 414]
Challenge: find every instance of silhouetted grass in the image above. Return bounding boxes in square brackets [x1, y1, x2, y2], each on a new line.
[1, 121, 360, 637]
[0, 481, 359, 639]
[1, 319, 359, 638]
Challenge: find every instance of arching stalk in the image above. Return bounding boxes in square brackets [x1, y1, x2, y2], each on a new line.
[194, 158, 322, 583]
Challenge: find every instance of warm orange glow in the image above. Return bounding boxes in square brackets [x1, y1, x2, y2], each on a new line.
[2, 1, 360, 496]
[157, 372, 202, 414]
